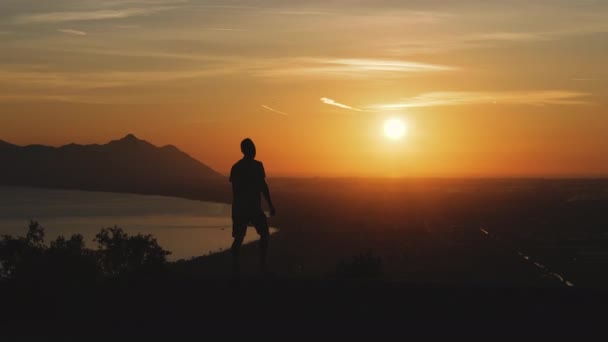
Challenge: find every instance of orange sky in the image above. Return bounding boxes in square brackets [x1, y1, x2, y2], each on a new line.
[1, 1, 607, 177]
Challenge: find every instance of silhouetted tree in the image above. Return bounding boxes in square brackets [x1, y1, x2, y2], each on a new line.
[0, 222, 171, 283]
[95, 226, 171, 276]
[0, 221, 46, 280]
[25, 220, 45, 248]
[46, 234, 100, 285]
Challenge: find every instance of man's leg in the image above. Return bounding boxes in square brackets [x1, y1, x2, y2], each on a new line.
[231, 236, 244, 273]
[253, 212, 270, 273]
[231, 218, 246, 274]
[259, 233, 269, 272]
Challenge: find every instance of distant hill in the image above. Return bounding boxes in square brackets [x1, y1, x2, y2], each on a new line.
[0, 134, 227, 197]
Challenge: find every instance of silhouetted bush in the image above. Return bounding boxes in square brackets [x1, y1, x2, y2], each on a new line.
[95, 226, 171, 276]
[0, 221, 171, 283]
[0, 221, 46, 280]
[335, 251, 383, 279]
[46, 234, 99, 285]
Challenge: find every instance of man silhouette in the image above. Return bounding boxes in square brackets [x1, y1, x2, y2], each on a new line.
[229, 138, 276, 273]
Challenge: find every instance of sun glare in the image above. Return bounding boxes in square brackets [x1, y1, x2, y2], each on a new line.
[383, 118, 407, 140]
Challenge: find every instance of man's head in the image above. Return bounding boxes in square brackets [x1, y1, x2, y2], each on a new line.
[241, 138, 256, 159]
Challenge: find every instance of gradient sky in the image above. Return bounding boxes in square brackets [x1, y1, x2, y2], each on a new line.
[1, 0, 607, 177]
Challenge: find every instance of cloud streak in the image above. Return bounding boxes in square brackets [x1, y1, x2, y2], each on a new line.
[320, 97, 362, 111]
[16, 7, 173, 23]
[369, 91, 592, 110]
[330, 59, 455, 72]
[0, 67, 238, 97]
[57, 28, 87, 36]
[205, 28, 248, 31]
[254, 58, 457, 80]
[468, 32, 551, 42]
[261, 105, 288, 116]
[465, 23, 608, 44]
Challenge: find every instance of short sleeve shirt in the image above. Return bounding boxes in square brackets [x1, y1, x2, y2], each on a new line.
[229, 158, 266, 216]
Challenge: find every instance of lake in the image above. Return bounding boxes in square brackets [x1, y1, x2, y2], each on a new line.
[0, 186, 277, 260]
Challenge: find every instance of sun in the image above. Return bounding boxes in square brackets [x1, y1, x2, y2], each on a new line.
[383, 118, 407, 140]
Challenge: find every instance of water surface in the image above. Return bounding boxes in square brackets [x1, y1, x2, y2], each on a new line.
[0, 186, 277, 260]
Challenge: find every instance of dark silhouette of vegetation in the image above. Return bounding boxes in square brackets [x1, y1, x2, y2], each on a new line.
[0, 221, 47, 281]
[95, 226, 171, 276]
[0, 221, 170, 284]
[46, 232, 99, 286]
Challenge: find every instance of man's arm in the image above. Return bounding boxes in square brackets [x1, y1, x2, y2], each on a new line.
[262, 179, 276, 216]
[259, 162, 275, 216]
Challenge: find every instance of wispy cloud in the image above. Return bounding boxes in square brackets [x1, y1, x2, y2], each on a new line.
[329, 59, 455, 73]
[205, 28, 248, 31]
[16, 7, 173, 24]
[192, 5, 259, 10]
[192, 4, 332, 16]
[369, 91, 592, 110]
[0, 67, 235, 96]
[261, 105, 288, 116]
[320, 97, 362, 111]
[114, 24, 140, 29]
[468, 32, 551, 42]
[57, 28, 87, 36]
[255, 58, 457, 79]
[387, 23, 608, 56]
[466, 23, 608, 45]
[0, 93, 86, 103]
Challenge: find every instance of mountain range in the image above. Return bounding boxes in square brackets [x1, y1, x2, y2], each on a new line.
[0, 134, 226, 197]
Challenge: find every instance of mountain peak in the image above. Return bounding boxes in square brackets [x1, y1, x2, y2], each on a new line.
[108, 133, 151, 148]
[0, 135, 224, 191]
[122, 133, 140, 142]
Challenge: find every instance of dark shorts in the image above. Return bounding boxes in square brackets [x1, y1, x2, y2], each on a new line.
[232, 210, 269, 238]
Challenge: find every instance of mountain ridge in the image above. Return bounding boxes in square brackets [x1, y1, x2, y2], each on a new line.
[0, 134, 226, 196]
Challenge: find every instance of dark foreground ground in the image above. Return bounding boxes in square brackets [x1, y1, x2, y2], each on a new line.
[2, 275, 607, 338]
[1, 178, 607, 337]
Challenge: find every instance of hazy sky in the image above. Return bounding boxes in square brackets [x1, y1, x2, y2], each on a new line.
[1, 0, 607, 176]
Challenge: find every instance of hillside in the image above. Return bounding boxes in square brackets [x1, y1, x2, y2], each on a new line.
[0, 134, 226, 195]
